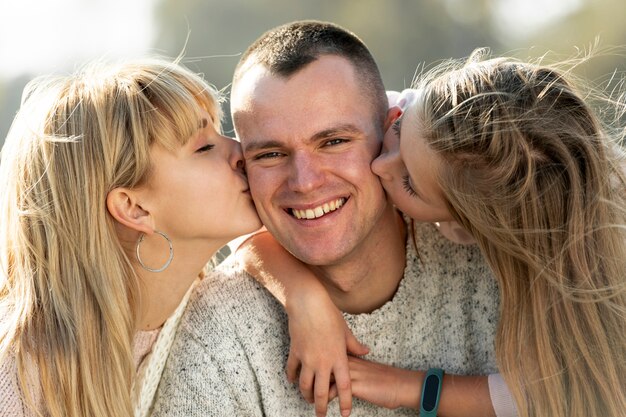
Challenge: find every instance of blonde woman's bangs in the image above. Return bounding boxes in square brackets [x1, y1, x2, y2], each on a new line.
[130, 60, 223, 152]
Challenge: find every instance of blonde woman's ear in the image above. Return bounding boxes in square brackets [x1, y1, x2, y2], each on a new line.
[106, 188, 154, 234]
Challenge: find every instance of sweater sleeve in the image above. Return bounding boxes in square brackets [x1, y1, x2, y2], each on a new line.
[0, 356, 28, 417]
[488, 373, 519, 417]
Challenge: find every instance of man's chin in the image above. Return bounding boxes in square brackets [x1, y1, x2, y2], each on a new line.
[283, 243, 349, 267]
[265, 221, 354, 265]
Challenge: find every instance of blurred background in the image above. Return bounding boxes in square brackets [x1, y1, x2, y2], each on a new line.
[1, 0, 625, 143]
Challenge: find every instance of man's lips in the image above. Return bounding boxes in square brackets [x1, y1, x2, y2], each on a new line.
[287, 197, 347, 220]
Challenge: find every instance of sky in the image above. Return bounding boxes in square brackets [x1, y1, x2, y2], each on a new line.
[491, 0, 583, 42]
[0, 0, 158, 79]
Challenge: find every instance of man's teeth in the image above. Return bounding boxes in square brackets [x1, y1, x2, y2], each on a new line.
[292, 198, 346, 219]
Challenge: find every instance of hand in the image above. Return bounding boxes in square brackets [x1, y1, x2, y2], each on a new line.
[330, 356, 422, 410]
[331, 358, 498, 417]
[286, 290, 369, 417]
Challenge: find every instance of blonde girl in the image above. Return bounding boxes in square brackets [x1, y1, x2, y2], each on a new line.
[371, 51, 626, 417]
[0, 58, 261, 417]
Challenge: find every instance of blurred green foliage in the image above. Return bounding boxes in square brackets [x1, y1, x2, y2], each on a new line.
[1, 0, 625, 140]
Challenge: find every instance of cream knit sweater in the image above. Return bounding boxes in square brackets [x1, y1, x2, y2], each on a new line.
[152, 220, 508, 416]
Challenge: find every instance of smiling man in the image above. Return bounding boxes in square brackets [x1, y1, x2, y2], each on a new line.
[152, 21, 503, 417]
[230, 38, 407, 312]
[233, 54, 390, 267]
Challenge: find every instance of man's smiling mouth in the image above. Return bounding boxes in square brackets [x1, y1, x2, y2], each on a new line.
[289, 197, 347, 220]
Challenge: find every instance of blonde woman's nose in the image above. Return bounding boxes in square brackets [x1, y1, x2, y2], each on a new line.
[371, 150, 396, 181]
[373, 123, 403, 180]
[225, 136, 245, 171]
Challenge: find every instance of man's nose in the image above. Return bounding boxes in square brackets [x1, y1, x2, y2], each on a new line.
[287, 152, 325, 193]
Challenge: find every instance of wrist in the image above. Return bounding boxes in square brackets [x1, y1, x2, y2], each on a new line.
[419, 368, 444, 417]
[396, 369, 423, 409]
[284, 279, 330, 313]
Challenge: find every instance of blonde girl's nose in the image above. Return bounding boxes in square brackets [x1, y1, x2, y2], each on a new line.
[225, 136, 245, 171]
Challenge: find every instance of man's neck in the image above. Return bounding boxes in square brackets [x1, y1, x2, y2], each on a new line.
[311, 206, 407, 314]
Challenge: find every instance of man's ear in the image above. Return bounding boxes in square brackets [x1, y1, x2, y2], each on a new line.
[383, 106, 403, 132]
[106, 188, 154, 235]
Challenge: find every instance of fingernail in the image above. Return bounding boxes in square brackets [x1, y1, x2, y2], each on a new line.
[341, 409, 351, 417]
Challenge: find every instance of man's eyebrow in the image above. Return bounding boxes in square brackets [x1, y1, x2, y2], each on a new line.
[310, 124, 362, 141]
[243, 140, 284, 154]
[243, 124, 364, 154]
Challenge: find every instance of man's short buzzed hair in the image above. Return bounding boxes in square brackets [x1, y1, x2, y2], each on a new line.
[234, 20, 388, 128]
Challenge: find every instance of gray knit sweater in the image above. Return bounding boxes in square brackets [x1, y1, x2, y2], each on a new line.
[151, 221, 500, 417]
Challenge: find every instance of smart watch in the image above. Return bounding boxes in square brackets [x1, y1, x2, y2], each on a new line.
[419, 368, 444, 417]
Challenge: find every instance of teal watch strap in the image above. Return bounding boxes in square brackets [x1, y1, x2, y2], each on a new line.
[419, 368, 444, 417]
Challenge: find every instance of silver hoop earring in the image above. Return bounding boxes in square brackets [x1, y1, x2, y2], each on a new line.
[135, 231, 173, 273]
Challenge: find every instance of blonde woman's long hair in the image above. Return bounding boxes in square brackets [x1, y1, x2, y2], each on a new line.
[0, 58, 222, 417]
[413, 51, 626, 417]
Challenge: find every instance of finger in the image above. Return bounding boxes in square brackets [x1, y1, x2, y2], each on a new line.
[313, 370, 331, 417]
[286, 351, 301, 383]
[328, 384, 339, 402]
[345, 332, 369, 356]
[347, 355, 365, 367]
[299, 367, 315, 404]
[333, 362, 353, 417]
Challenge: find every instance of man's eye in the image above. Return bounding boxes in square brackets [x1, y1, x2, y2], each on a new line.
[323, 138, 348, 147]
[196, 144, 215, 153]
[254, 151, 283, 160]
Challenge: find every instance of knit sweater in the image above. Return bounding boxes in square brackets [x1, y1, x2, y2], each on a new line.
[0, 329, 160, 417]
[152, 220, 501, 417]
[0, 275, 197, 417]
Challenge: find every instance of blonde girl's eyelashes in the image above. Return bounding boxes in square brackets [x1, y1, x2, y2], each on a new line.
[392, 117, 402, 137]
[402, 174, 418, 197]
[196, 144, 215, 153]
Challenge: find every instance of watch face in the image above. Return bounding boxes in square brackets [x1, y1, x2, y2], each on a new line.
[422, 374, 441, 412]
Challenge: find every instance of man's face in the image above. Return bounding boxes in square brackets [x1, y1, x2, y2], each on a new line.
[231, 55, 389, 265]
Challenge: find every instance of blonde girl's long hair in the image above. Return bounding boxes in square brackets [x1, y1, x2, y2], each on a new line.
[0, 58, 222, 417]
[414, 51, 626, 417]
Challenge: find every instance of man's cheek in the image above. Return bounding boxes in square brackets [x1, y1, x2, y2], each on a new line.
[248, 176, 273, 208]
